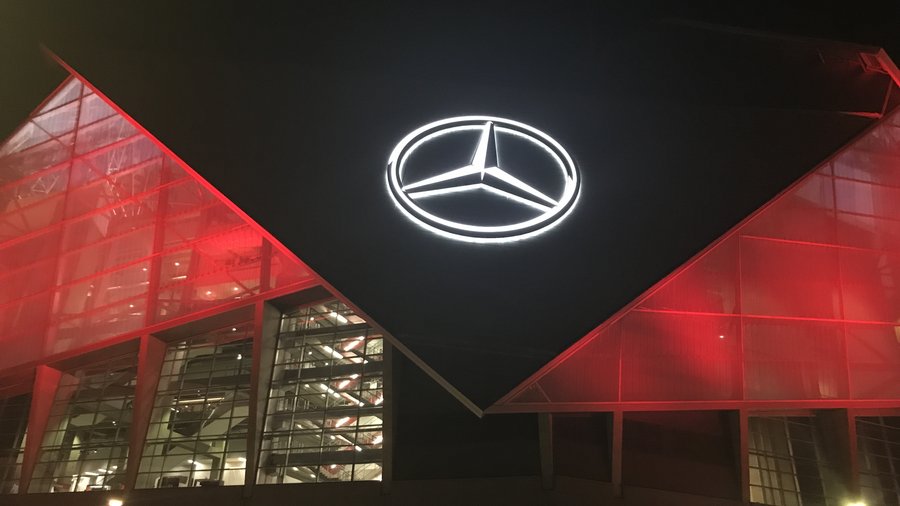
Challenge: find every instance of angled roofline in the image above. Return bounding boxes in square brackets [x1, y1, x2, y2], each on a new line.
[44, 48, 487, 418]
[663, 19, 900, 88]
[489, 77, 900, 414]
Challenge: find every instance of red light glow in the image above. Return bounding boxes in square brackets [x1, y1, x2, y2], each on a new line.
[0, 76, 314, 371]
[493, 112, 900, 412]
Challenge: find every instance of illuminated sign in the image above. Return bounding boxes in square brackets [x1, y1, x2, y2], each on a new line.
[386, 116, 580, 243]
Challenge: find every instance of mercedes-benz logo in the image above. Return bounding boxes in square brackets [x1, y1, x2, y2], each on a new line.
[386, 116, 580, 243]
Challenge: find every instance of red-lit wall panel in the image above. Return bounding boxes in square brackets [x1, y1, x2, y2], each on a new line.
[494, 104, 900, 411]
[0, 76, 314, 371]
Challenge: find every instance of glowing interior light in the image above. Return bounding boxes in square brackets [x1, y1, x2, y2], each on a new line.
[335, 416, 351, 427]
[386, 116, 580, 243]
[338, 379, 351, 389]
[205, 290, 213, 296]
[846, 502, 866, 506]
[309, 473, 316, 478]
[174, 261, 180, 267]
[372, 435, 383, 445]
[329, 311, 349, 324]
[355, 445, 363, 452]
[292, 467, 299, 471]
[330, 464, 337, 469]
[236, 353, 242, 360]
[232, 286, 239, 292]
[177, 397, 224, 404]
[321, 345, 344, 360]
[718, 335, 725, 339]
[108, 499, 124, 506]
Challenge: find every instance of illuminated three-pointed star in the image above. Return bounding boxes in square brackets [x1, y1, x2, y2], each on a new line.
[402, 121, 558, 212]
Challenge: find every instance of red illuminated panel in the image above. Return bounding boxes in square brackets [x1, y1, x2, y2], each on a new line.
[495, 107, 900, 411]
[0, 76, 314, 370]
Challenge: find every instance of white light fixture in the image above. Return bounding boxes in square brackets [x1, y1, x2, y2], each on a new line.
[108, 500, 124, 506]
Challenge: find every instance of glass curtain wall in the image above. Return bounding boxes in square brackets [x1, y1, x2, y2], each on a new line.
[857, 416, 900, 506]
[748, 416, 840, 506]
[257, 300, 384, 484]
[135, 323, 253, 488]
[0, 393, 31, 493]
[29, 354, 137, 493]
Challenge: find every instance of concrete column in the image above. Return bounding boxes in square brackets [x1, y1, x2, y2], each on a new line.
[381, 339, 394, 494]
[739, 410, 750, 505]
[243, 301, 280, 497]
[19, 365, 62, 493]
[124, 335, 167, 490]
[538, 413, 553, 490]
[612, 410, 623, 497]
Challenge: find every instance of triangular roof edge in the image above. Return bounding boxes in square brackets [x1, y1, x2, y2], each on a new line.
[47, 50, 487, 417]
[488, 92, 900, 413]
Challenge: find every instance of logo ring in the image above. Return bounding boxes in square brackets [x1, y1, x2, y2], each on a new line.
[387, 116, 580, 243]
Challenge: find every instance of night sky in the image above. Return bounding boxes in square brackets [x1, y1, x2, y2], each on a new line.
[1, 1, 900, 410]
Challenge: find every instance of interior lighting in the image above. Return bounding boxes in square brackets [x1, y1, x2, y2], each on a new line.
[718, 335, 725, 339]
[846, 502, 867, 506]
[321, 345, 344, 360]
[236, 353, 242, 360]
[177, 397, 224, 404]
[335, 416, 351, 427]
[108, 500, 124, 506]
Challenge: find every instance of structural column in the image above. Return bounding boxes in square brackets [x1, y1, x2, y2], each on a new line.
[244, 301, 280, 497]
[538, 413, 553, 490]
[381, 340, 394, 494]
[18, 365, 61, 494]
[124, 334, 168, 490]
[612, 410, 623, 497]
[739, 410, 750, 505]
